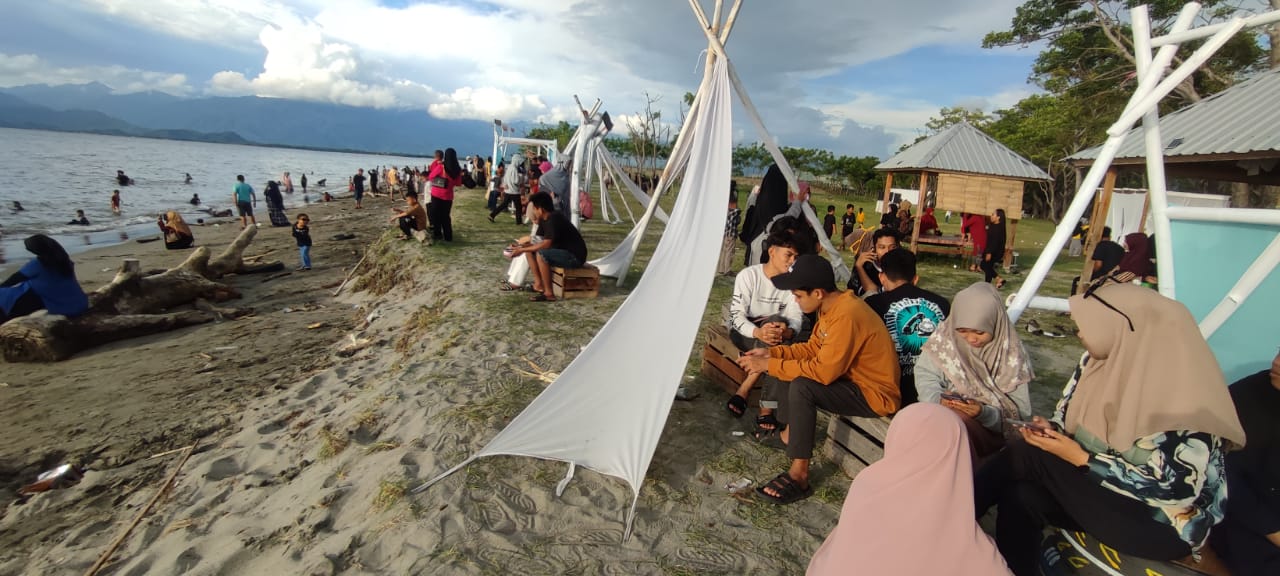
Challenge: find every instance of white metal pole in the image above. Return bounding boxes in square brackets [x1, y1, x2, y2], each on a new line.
[1198, 233, 1280, 338]
[1152, 8, 1280, 47]
[1168, 206, 1280, 225]
[1109, 18, 1246, 136]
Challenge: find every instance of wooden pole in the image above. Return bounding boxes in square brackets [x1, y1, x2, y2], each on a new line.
[910, 171, 926, 252]
[1078, 168, 1118, 291]
[1006, 219, 1019, 268]
[881, 172, 894, 220]
[1137, 189, 1152, 234]
[85, 445, 195, 576]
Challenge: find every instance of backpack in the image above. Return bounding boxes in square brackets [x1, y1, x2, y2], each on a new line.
[579, 190, 594, 220]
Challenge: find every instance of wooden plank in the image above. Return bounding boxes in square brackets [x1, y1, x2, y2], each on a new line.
[706, 324, 740, 360]
[910, 171, 926, 252]
[846, 415, 892, 441]
[700, 359, 760, 403]
[702, 344, 748, 383]
[1078, 168, 1117, 292]
[822, 438, 869, 479]
[881, 172, 894, 215]
[829, 416, 885, 462]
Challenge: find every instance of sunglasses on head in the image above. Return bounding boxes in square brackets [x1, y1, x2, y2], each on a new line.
[1082, 280, 1135, 332]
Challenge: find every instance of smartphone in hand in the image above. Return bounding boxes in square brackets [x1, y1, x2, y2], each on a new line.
[1007, 419, 1050, 434]
[940, 392, 971, 403]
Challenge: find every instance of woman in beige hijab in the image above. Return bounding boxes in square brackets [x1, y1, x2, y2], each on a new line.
[916, 282, 1033, 459]
[158, 211, 194, 250]
[973, 282, 1245, 576]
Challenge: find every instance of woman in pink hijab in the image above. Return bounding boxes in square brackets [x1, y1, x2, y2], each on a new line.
[808, 403, 1012, 575]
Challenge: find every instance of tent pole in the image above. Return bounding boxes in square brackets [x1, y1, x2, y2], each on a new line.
[1198, 233, 1280, 338]
[712, 0, 724, 36]
[1078, 169, 1117, 291]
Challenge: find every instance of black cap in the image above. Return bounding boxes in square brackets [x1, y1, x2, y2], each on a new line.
[771, 254, 837, 292]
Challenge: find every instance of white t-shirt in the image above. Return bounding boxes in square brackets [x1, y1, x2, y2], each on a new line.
[728, 264, 803, 339]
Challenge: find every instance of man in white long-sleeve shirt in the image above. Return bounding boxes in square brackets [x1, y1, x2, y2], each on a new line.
[725, 226, 808, 433]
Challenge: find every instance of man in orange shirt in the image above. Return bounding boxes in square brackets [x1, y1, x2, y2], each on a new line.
[739, 254, 900, 504]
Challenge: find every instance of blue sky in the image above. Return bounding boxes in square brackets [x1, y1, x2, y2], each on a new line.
[0, 0, 1042, 157]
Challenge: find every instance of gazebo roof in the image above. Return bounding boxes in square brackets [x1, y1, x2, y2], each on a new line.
[876, 122, 1051, 181]
[1067, 67, 1280, 184]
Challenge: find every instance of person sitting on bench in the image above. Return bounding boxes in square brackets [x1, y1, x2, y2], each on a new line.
[507, 192, 587, 303]
[737, 254, 900, 505]
[865, 248, 950, 407]
[973, 283, 1245, 576]
[1210, 347, 1280, 575]
[724, 226, 807, 428]
[915, 282, 1032, 459]
[808, 403, 1013, 575]
[390, 191, 428, 241]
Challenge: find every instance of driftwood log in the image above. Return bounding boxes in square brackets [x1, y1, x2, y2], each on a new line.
[0, 226, 275, 362]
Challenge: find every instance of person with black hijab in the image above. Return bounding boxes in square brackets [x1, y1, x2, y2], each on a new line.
[738, 164, 790, 265]
[880, 203, 899, 230]
[0, 235, 88, 323]
[264, 180, 290, 227]
[1211, 348, 1280, 575]
[982, 209, 1007, 288]
[428, 148, 464, 242]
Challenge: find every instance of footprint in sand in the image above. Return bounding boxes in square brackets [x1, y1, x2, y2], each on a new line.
[175, 546, 203, 572]
[491, 481, 537, 515]
[673, 547, 747, 572]
[204, 457, 241, 481]
[295, 375, 324, 400]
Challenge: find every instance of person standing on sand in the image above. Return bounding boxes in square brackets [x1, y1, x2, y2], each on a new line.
[233, 175, 258, 229]
[110, 190, 121, 215]
[264, 181, 289, 227]
[292, 213, 312, 271]
[352, 169, 366, 209]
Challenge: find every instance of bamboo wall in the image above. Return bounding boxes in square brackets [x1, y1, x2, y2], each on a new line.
[934, 173, 1025, 217]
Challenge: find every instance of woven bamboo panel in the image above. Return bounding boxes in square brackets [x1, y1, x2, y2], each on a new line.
[935, 173, 1024, 216]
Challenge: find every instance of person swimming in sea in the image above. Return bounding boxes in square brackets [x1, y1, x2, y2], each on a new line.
[190, 194, 201, 206]
[10, 201, 23, 212]
[184, 173, 193, 184]
[67, 210, 90, 226]
[116, 170, 133, 186]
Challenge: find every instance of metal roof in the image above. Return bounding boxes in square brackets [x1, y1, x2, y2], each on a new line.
[876, 122, 1051, 181]
[1069, 67, 1280, 164]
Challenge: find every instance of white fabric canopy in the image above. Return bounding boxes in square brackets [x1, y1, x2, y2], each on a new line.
[415, 60, 734, 539]
[1101, 188, 1230, 239]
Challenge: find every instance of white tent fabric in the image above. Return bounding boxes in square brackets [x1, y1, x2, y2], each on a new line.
[1101, 188, 1230, 239]
[414, 60, 734, 539]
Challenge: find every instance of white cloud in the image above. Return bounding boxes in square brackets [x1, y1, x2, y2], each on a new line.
[32, 0, 1038, 156]
[0, 53, 192, 95]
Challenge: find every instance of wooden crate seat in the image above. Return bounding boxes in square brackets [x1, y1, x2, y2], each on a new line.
[823, 415, 891, 479]
[701, 324, 761, 402]
[551, 264, 600, 299]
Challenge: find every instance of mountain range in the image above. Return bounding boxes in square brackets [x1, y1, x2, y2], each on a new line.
[0, 83, 497, 156]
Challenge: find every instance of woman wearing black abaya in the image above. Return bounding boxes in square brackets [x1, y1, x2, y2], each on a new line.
[264, 180, 290, 227]
[738, 164, 790, 265]
[982, 209, 1007, 288]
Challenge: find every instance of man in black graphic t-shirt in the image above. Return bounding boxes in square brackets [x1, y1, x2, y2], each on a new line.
[865, 249, 950, 407]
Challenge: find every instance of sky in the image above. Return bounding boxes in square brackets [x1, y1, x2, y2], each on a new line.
[0, 0, 1043, 158]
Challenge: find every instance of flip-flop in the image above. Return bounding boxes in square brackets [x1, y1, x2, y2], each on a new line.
[530, 293, 556, 302]
[754, 413, 780, 440]
[755, 472, 813, 505]
[725, 395, 748, 418]
[498, 280, 524, 291]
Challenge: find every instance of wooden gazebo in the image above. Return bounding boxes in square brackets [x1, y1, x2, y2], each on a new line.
[876, 122, 1051, 263]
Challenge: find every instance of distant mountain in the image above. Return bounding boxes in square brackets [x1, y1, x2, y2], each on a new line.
[1, 83, 493, 157]
[0, 92, 251, 145]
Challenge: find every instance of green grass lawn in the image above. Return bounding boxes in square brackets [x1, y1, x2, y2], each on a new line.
[451, 178, 1085, 416]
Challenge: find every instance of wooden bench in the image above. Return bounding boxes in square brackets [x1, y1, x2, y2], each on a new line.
[822, 414, 891, 479]
[701, 324, 752, 397]
[551, 264, 600, 299]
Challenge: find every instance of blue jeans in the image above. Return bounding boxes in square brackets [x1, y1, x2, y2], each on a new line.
[299, 245, 311, 269]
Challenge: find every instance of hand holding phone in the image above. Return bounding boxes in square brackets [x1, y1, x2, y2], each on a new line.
[940, 392, 971, 403]
[1007, 419, 1050, 435]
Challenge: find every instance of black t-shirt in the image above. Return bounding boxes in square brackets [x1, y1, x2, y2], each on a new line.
[353, 174, 365, 191]
[841, 213, 856, 235]
[865, 284, 950, 405]
[1092, 240, 1124, 276]
[536, 211, 588, 264]
[823, 214, 836, 237]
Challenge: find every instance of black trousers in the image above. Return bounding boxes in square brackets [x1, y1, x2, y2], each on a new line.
[0, 290, 45, 324]
[489, 194, 523, 223]
[397, 216, 419, 237]
[974, 439, 1190, 576]
[776, 377, 877, 460]
[981, 255, 999, 282]
[429, 197, 453, 241]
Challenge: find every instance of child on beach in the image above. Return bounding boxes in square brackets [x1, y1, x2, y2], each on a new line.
[110, 190, 121, 215]
[292, 214, 312, 271]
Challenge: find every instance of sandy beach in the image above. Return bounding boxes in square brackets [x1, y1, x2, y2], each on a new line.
[0, 183, 1083, 575]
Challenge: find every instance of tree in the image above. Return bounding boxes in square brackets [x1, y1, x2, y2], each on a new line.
[625, 92, 672, 182]
[524, 121, 576, 152]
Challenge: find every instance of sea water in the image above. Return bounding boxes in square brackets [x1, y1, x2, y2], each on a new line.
[0, 127, 442, 267]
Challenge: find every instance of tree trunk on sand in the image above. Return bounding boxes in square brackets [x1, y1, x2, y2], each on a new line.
[0, 311, 216, 362]
[0, 227, 270, 362]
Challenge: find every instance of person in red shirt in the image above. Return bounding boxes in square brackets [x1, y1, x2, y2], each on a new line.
[962, 212, 988, 273]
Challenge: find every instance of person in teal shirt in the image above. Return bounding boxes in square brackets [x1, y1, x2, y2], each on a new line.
[233, 174, 258, 229]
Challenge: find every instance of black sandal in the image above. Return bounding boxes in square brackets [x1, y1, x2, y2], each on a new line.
[498, 280, 525, 292]
[725, 395, 747, 418]
[755, 472, 812, 505]
[754, 413, 779, 440]
[530, 293, 556, 302]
